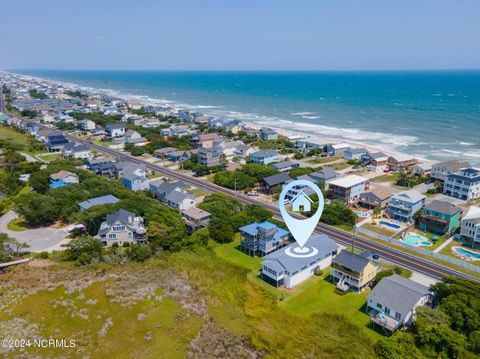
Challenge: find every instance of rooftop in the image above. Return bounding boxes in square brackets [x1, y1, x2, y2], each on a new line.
[262, 234, 339, 273]
[332, 250, 373, 273]
[367, 274, 430, 318]
[78, 195, 120, 210]
[424, 200, 461, 216]
[329, 175, 368, 188]
[261, 173, 292, 187]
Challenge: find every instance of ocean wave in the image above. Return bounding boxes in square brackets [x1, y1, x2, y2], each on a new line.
[458, 141, 475, 146]
[291, 112, 316, 116]
[302, 115, 320, 120]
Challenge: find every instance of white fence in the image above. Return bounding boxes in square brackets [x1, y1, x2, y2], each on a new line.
[355, 226, 480, 273]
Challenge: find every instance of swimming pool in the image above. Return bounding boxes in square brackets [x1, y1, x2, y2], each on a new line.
[354, 210, 371, 217]
[378, 220, 401, 229]
[400, 233, 432, 247]
[452, 246, 480, 261]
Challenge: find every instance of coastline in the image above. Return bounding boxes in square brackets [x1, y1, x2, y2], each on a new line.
[2, 71, 442, 164]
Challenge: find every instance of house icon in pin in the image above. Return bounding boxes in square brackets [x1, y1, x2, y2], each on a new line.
[291, 191, 314, 212]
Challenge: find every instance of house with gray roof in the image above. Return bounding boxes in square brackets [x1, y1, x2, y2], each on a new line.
[113, 161, 147, 179]
[121, 170, 151, 191]
[271, 160, 300, 172]
[96, 209, 146, 246]
[386, 190, 425, 222]
[63, 143, 92, 160]
[331, 250, 381, 293]
[105, 123, 126, 139]
[150, 180, 196, 210]
[79, 195, 120, 210]
[250, 150, 279, 165]
[262, 234, 339, 288]
[367, 274, 431, 334]
[259, 173, 292, 194]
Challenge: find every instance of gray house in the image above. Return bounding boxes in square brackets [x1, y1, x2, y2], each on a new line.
[79, 195, 120, 210]
[97, 209, 146, 246]
[150, 180, 196, 210]
[367, 275, 431, 334]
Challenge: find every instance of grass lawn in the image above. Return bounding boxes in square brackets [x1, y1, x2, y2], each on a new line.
[36, 152, 61, 162]
[0, 125, 30, 147]
[370, 174, 396, 183]
[7, 217, 27, 231]
[190, 188, 210, 197]
[361, 222, 395, 237]
[329, 161, 351, 171]
[213, 233, 262, 272]
[305, 155, 341, 165]
[148, 173, 163, 179]
[282, 272, 381, 340]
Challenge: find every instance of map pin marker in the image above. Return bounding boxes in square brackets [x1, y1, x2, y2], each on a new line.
[279, 179, 324, 249]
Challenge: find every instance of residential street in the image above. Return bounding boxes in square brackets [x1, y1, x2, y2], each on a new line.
[0, 210, 72, 252]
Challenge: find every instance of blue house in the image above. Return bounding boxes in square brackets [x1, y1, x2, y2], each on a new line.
[87, 156, 115, 171]
[49, 179, 67, 189]
[387, 190, 426, 222]
[344, 148, 367, 161]
[239, 221, 290, 256]
[250, 150, 279, 165]
[46, 134, 69, 152]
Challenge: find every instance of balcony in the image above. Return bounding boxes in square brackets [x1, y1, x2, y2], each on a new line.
[369, 309, 401, 332]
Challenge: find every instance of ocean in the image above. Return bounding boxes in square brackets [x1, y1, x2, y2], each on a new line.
[16, 70, 480, 165]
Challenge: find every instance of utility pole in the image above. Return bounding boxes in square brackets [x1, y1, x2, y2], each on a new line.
[234, 179, 237, 198]
[351, 225, 357, 253]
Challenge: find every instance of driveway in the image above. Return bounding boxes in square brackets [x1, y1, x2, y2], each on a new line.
[0, 211, 73, 252]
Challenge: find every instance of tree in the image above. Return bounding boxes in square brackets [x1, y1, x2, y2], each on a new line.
[213, 171, 255, 190]
[241, 163, 278, 181]
[63, 236, 103, 265]
[14, 192, 60, 227]
[288, 167, 314, 178]
[126, 244, 152, 262]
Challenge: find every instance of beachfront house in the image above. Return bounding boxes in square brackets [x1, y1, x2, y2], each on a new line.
[261, 234, 339, 288]
[363, 152, 389, 173]
[239, 221, 290, 256]
[96, 209, 146, 247]
[250, 150, 279, 165]
[431, 160, 471, 182]
[181, 207, 211, 234]
[411, 163, 432, 176]
[443, 167, 480, 201]
[331, 250, 381, 293]
[78, 195, 120, 210]
[358, 187, 393, 209]
[259, 173, 292, 194]
[460, 206, 480, 248]
[327, 143, 350, 156]
[419, 200, 461, 236]
[259, 127, 279, 141]
[386, 190, 425, 222]
[328, 175, 369, 203]
[387, 155, 418, 172]
[105, 123, 126, 139]
[344, 148, 367, 161]
[367, 275, 431, 335]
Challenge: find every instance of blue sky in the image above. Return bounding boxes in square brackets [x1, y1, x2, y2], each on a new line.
[1, 0, 479, 71]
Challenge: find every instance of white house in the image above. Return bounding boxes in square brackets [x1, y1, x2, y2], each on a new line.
[444, 167, 480, 201]
[261, 234, 339, 288]
[105, 123, 126, 139]
[367, 275, 431, 334]
[431, 160, 471, 181]
[78, 119, 96, 131]
[460, 206, 480, 247]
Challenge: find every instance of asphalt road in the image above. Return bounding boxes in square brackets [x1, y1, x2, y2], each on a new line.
[65, 132, 480, 282]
